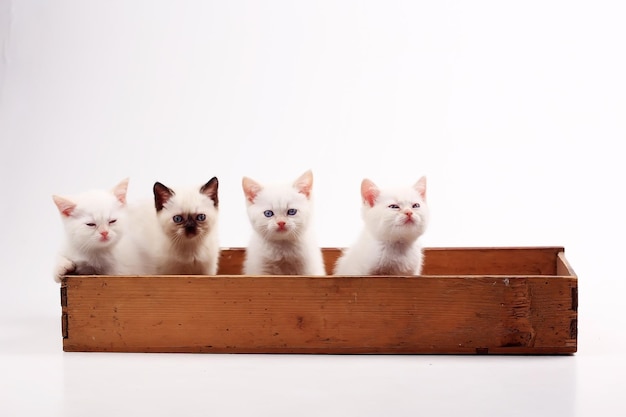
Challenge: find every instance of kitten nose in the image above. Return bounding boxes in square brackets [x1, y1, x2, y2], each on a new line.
[277, 221, 286, 229]
[100, 230, 109, 237]
[404, 211, 413, 217]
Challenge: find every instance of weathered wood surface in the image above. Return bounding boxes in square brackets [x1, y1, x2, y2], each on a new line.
[61, 247, 577, 354]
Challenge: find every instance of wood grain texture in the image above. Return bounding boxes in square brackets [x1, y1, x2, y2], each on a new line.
[61, 247, 577, 354]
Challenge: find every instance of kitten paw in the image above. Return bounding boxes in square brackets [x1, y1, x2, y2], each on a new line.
[54, 257, 77, 282]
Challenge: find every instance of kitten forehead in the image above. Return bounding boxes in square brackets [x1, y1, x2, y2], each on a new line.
[253, 184, 309, 208]
[65, 190, 123, 211]
[244, 172, 314, 205]
[363, 177, 427, 204]
[55, 191, 124, 232]
[160, 185, 217, 213]
[378, 186, 423, 201]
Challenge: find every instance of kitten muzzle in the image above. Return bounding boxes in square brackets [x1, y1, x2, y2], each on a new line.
[184, 218, 198, 237]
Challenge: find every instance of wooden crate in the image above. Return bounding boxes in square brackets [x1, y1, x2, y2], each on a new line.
[60, 247, 577, 354]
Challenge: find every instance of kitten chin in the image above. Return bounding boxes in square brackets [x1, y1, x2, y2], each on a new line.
[334, 176, 429, 276]
[242, 170, 326, 275]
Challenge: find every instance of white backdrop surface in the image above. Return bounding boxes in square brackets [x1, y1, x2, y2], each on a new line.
[1, 1, 625, 416]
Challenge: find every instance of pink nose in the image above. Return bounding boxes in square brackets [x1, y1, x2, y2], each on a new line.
[100, 230, 109, 238]
[405, 211, 413, 217]
[277, 221, 286, 228]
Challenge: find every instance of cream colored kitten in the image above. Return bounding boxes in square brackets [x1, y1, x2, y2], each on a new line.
[153, 178, 220, 274]
[242, 170, 326, 275]
[334, 177, 428, 275]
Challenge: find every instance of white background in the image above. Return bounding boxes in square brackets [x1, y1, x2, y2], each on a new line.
[1, 1, 624, 416]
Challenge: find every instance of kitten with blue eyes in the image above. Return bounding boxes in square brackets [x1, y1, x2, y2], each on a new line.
[147, 178, 221, 275]
[333, 176, 429, 275]
[242, 170, 326, 275]
[52, 178, 129, 281]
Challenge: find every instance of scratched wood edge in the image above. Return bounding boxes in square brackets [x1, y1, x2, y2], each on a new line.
[60, 247, 577, 355]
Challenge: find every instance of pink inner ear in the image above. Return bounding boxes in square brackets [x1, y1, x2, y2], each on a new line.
[414, 176, 427, 201]
[294, 170, 313, 199]
[361, 180, 379, 207]
[53, 196, 76, 217]
[112, 178, 129, 205]
[296, 183, 312, 199]
[242, 177, 261, 203]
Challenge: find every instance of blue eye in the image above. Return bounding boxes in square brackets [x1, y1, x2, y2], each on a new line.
[196, 214, 206, 221]
[412, 203, 420, 208]
[388, 204, 400, 209]
[287, 208, 297, 216]
[173, 215, 184, 223]
[264, 210, 274, 218]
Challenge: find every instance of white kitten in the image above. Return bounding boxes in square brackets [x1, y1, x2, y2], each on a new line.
[146, 178, 220, 275]
[334, 177, 429, 275]
[52, 179, 129, 282]
[242, 170, 326, 275]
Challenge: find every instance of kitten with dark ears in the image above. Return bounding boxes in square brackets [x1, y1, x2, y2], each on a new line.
[52, 179, 129, 281]
[150, 177, 220, 275]
[334, 177, 429, 275]
[242, 170, 325, 275]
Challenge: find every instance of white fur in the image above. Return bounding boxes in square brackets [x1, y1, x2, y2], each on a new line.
[52, 179, 129, 282]
[113, 200, 161, 275]
[242, 170, 326, 275]
[117, 180, 220, 275]
[334, 177, 429, 275]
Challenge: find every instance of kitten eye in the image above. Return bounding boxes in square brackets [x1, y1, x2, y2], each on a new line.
[264, 210, 274, 218]
[412, 203, 421, 208]
[287, 208, 297, 216]
[196, 214, 206, 221]
[109, 219, 117, 225]
[172, 215, 184, 223]
[86, 223, 96, 227]
[388, 204, 400, 209]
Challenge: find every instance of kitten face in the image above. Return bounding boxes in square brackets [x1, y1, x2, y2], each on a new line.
[242, 170, 313, 242]
[53, 179, 129, 252]
[153, 177, 219, 243]
[361, 176, 428, 243]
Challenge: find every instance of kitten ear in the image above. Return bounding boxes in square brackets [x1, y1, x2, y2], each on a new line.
[414, 176, 427, 201]
[52, 195, 77, 217]
[111, 178, 130, 205]
[200, 177, 219, 207]
[361, 179, 380, 207]
[242, 177, 263, 203]
[293, 170, 313, 199]
[153, 182, 175, 212]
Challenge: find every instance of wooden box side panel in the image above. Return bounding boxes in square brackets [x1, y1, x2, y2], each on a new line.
[62, 275, 577, 354]
[217, 247, 566, 276]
